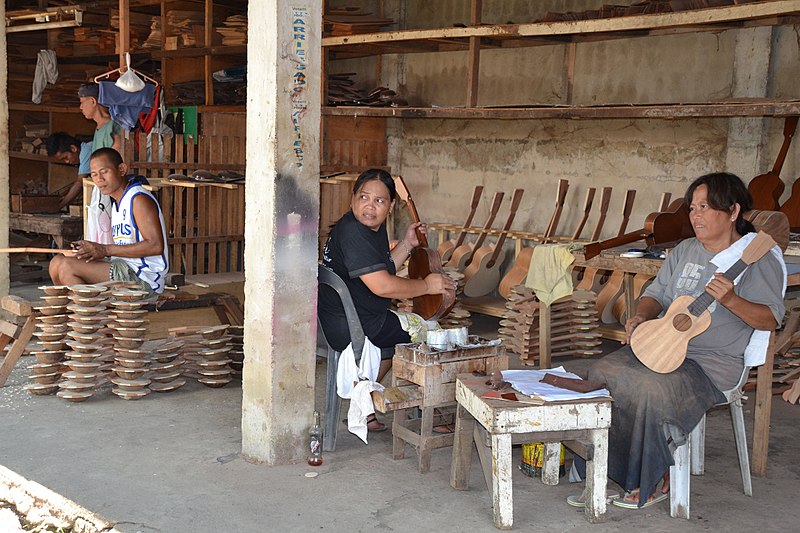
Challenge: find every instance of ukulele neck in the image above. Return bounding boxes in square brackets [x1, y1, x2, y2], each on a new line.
[688, 258, 748, 317]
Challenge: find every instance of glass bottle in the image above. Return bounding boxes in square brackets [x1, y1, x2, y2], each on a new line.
[307, 410, 323, 466]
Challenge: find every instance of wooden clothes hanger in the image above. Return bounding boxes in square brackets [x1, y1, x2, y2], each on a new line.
[94, 52, 159, 86]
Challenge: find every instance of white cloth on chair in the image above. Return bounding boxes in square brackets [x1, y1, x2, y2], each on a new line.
[346, 380, 384, 444]
[709, 232, 787, 367]
[336, 336, 381, 398]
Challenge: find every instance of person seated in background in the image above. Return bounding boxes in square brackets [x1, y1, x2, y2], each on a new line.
[45, 132, 92, 209]
[570, 172, 785, 511]
[318, 168, 455, 431]
[49, 148, 168, 296]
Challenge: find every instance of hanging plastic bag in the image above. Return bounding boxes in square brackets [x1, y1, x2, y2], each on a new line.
[116, 52, 146, 93]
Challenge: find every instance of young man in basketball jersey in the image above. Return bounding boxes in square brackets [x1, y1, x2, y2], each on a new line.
[48, 148, 169, 296]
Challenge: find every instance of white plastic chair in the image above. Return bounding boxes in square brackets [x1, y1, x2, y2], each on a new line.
[669, 354, 762, 518]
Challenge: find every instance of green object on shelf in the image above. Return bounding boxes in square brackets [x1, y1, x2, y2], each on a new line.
[167, 106, 198, 143]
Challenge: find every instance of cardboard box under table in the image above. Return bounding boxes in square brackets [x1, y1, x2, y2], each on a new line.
[378, 339, 508, 473]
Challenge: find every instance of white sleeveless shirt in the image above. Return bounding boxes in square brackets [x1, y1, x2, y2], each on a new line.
[111, 183, 169, 293]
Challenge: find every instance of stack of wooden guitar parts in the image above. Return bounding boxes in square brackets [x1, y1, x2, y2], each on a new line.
[149, 340, 187, 393]
[59, 284, 114, 402]
[109, 289, 152, 400]
[169, 325, 233, 388]
[227, 325, 244, 375]
[26, 286, 71, 397]
[437, 269, 472, 329]
[498, 286, 602, 366]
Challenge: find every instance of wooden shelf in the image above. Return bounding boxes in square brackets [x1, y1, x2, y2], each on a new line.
[8, 103, 77, 113]
[9, 151, 49, 162]
[152, 45, 246, 59]
[324, 99, 800, 120]
[324, 1, 800, 57]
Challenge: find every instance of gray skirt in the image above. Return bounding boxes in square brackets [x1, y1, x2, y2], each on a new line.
[588, 347, 724, 507]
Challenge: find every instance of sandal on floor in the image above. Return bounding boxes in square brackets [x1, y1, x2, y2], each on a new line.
[566, 489, 620, 508]
[366, 414, 387, 432]
[611, 489, 669, 509]
[432, 424, 455, 434]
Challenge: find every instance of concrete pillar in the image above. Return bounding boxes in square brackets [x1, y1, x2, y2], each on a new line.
[725, 27, 774, 179]
[0, 7, 9, 296]
[242, 0, 321, 465]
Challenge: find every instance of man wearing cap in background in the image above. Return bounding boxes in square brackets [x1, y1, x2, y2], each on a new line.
[45, 132, 92, 209]
[78, 83, 123, 245]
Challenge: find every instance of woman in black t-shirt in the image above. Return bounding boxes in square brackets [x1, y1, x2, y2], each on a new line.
[319, 169, 455, 427]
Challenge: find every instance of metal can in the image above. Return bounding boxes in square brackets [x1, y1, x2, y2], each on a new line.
[520, 442, 565, 478]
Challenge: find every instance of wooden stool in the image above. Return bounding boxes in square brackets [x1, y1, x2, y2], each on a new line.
[450, 374, 611, 530]
[0, 296, 36, 387]
[390, 341, 508, 473]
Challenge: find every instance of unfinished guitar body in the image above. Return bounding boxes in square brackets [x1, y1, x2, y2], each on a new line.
[630, 295, 712, 373]
[462, 246, 507, 297]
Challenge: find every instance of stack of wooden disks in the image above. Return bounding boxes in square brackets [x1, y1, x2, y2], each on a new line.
[196, 325, 233, 388]
[227, 325, 244, 375]
[149, 340, 186, 393]
[26, 286, 71, 396]
[109, 289, 151, 400]
[499, 286, 602, 366]
[59, 284, 113, 402]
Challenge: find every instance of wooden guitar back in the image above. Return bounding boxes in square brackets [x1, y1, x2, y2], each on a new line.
[779, 177, 800, 231]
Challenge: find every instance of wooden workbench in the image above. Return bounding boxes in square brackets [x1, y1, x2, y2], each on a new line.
[9, 213, 83, 249]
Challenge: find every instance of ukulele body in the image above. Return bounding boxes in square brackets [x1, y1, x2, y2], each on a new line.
[462, 245, 507, 297]
[408, 247, 455, 319]
[630, 295, 712, 373]
[437, 240, 457, 263]
[447, 243, 475, 272]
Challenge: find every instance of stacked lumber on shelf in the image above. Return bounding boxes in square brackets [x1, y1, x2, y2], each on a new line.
[217, 14, 247, 46]
[324, 8, 394, 36]
[327, 73, 407, 107]
[110, 9, 153, 52]
[498, 286, 601, 366]
[170, 80, 245, 106]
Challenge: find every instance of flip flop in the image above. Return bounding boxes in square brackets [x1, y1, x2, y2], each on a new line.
[611, 490, 669, 509]
[432, 424, 455, 434]
[566, 489, 620, 508]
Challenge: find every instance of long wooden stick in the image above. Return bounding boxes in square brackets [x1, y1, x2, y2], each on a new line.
[0, 247, 75, 255]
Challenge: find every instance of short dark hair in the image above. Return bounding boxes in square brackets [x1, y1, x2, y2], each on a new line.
[353, 168, 396, 202]
[45, 132, 80, 157]
[78, 83, 99, 98]
[685, 172, 755, 235]
[90, 147, 124, 167]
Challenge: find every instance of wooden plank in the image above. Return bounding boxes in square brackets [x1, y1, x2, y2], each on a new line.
[323, 100, 800, 120]
[372, 384, 423, 413]
[752, 333, 776, 477]
[0, 315, 36, 387]
[173, 186, 184, 274]
[322, 1, 800, 46]
[185, 187, 196, 276]
[466, 0, 482, 108]
[196, 187, 208, 274]
[208, 187, 219, 274]
[2, 296, 32, 317]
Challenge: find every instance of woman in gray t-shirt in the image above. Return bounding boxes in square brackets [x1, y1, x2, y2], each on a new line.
[578, 172, 785, 511]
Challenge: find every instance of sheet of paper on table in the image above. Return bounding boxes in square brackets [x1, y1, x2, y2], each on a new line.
[502, 367, 611, 402]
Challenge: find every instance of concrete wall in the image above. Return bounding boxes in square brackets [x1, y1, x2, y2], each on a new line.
[328, 1, 800, 243]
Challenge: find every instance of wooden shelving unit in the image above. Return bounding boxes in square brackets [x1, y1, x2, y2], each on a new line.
[323, 0, 800, 119]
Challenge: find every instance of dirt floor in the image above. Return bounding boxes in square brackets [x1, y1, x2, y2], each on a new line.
[1, 305, 798, 532]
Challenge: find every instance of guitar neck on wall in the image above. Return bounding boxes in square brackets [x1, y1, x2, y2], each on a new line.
[462, 188, 525, 297]
[446, 191, 505, 272]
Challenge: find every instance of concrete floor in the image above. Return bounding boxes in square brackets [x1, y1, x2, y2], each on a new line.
[1, 310, 798, 532]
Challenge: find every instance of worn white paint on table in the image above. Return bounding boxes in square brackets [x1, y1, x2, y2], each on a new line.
[450, 374, 612, 530]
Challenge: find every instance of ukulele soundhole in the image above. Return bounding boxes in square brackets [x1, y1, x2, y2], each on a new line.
[672, 313, 692, 332]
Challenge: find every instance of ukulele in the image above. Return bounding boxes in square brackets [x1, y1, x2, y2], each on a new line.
[394, 176, 456, 320]
[582, 197, 694, 260]
[497, 180, 570, 298]
[463, 189, 525, 297]
[631, 231, 776, 373]
[749, 116, 798, 210]
[437, 185, 484, 263]
[446, 191, 504, 272]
